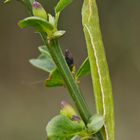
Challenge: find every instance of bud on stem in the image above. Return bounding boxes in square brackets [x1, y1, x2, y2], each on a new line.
[32, 1, 47, 20]
[65, 49, 74, 71]
[60, 101, 77, 118]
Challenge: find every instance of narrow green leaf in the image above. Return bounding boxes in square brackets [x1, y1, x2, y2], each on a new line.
[29, 53, 56, 73]
[76, 57, 90, 79]
[46, 115, 85, 140]
[18, 16, 54, 32]
[55, 0, 73, 13]
[87, 114, 104, 134]
[45, 69, 64, 87]
[82, 0, 115, 140]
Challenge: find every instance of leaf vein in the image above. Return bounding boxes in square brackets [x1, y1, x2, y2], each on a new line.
[85, 24, 109, 140]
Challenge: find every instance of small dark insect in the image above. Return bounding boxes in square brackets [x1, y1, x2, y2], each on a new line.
[65, 49, 74, 71]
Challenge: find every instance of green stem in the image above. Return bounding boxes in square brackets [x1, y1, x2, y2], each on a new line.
[55, 12, 60, 28]
[41, 33, 91, 124]
[20, 1, 104, 139]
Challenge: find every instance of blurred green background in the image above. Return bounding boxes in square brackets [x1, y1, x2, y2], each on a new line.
[0, 0, 140, 139]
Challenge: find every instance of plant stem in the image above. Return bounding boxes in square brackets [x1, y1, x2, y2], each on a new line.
[21, 2, 104, 139]
[41, 33, 91, 124]
[41, 32, 103, 140]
